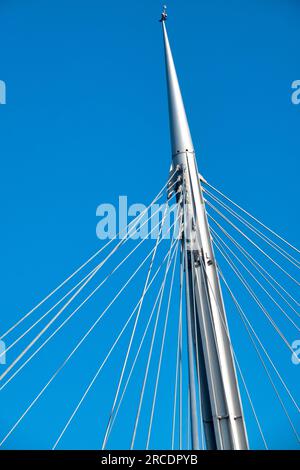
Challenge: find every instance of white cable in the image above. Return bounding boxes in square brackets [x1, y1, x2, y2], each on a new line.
[204, 189, 300, 269]
[0, 197, 181, 361]
[171, 313, 181, 451]
[53, 237, 179, 450]
[171, 248, 184, 450]
[2, 309, 137, 449]
[206, 207, 300, 287]
[179, 249, 183, 451]
[198, 256, 268, 450]
[0, 265, 100, 360]
[211, 228, 300, 332]
[187, 390, 190, 450]
[0, 234, 178, 447]
[218, 266, 300, 413]
[145, 243, 179, 450]
[209, 218, 300, 313]
[218, 267, 300, 435]
[213, 239, 296, 356]
[204, 181, 300, 256]
[0, 212, 182, 391]
[103, 239, 179, 445]
[234, 354, 268, 449]
[101, 201, 181, 450]
[190, 261, 205, 450]
[130, 222, 181, 449]
[0, 217, 153, 383]
[1, 176, 179, 342]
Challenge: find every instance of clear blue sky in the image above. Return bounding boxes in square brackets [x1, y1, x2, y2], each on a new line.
[0, 0, 299, 450]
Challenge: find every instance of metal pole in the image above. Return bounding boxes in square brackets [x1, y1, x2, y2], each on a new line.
[182, 189, 200, 450]
[160, 8, 249, 450]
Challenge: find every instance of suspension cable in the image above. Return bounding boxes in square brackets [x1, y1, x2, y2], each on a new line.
[0, 234, 179, 447]
[190, 260, 205, 450]
[213, 239, 296, 356]
[171, 305, 181, 451]
[53, 241, 178, 449]
[145, 243, 179, 450]
[172, 244, 184, 450]
[208, 217, 300, 312]
[0, 196, 182, 361]
[203, 180, 300, 255]
[204, 189, 300, 269]
[130, 202, 182, 449]
[101, 202, 178, 450]
[179, 247, 183, 451]
[218, 267, 300, 437]
[104, 240, 180, 445]
[0, 211, 182, 391]
[211, 228, 300, 332]
[1, 175, 180, 342]
[198, 256, 268, 449]
[206, 208, 300, 287]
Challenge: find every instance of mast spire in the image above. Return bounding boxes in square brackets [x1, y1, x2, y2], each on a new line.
[159, 5, 168, 23]
[160, 8, 249, 451]
[161, 11, 194, 156]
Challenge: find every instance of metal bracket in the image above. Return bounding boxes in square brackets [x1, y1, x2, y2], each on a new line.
[159, 5, 168, 22]
[199, 173, 208, 184]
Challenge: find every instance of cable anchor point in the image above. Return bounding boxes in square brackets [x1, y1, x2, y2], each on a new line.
[159, 5, 168, 22]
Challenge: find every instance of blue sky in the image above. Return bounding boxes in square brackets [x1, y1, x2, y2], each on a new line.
[0, 0, 299, 450]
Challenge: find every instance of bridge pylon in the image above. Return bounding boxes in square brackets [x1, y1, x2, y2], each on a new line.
[161, 10, 249, 450]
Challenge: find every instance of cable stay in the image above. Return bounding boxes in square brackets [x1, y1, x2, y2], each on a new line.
[102, 240, 180, 446]
[203, 180, 300, 256]
[0, 230, 180, 447]
[171, 245, 184, 451]
[145, 242, 179, 449]
[2, 9, 300, 451]
[0, 209, 182, 391]
[187, 392, 191, 450]
[204, 189, 300, 269]
[178, 249, 184, 451]
[0, 194, 182, 363]
[0, 175, 180, 343]
[233, 352, 268, 450]
[101, 203, 180, 450]
[1, 177, 296, 449]
[208, 217, 300, 314]
[212, 239, 297, 356]
[54, 240, 180, 451]
[198, 256, 268, 449]
[53, 239, 177, 450]
[210, 228, 300, 332]
[218, 268, 300, 442]
[132, 241, 179, 450]
[188, 263, 205, 450]
[2, 182, 181, 351]
[206, 208, 300, 288]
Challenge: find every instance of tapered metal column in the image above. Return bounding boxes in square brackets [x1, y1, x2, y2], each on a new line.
[160, 8, 249, 450]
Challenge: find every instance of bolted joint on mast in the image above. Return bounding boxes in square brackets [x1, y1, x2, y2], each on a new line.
[159, 5, 168, 23]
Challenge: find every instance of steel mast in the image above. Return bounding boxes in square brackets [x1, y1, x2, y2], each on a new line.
[160, 7, 249, 450]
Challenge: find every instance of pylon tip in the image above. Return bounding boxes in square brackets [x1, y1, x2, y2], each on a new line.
[159, 5, 168, 22]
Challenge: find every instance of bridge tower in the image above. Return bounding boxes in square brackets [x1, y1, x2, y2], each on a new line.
[160, 7, 249, 450]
